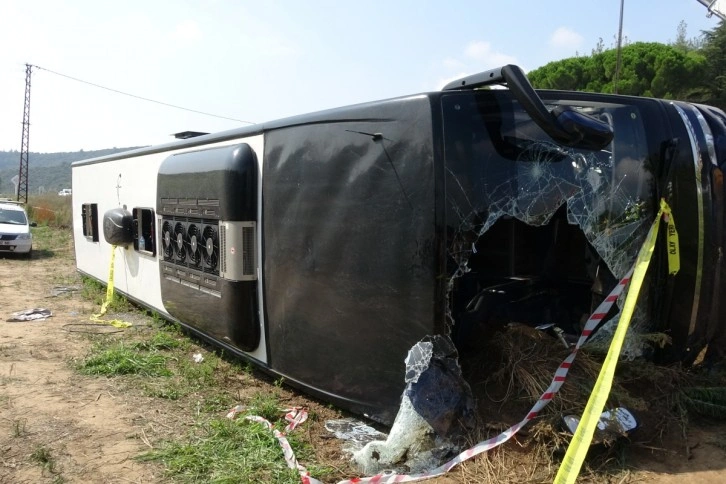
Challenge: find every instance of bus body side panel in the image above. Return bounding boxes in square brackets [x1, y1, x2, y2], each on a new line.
[158, 142, 261, 353]
[262, 96, 438, 423]
[72, 149, 170, 311]
[72, 135, 269, 365]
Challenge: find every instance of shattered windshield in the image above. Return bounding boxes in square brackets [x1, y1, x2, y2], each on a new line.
[443, 90, 654, 281]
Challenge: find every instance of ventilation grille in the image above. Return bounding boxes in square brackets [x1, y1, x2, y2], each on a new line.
[159, 198, 221, 218]
[219, 221, 257, 281]
[242, 226, 255, 276]
[220, 224, 227, 274]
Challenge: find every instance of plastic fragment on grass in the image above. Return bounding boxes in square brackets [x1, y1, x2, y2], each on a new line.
[7, 308, 52, 322]
[352, 335, 476, 475]
[324, 418, 388, 453]
[226, 405, 308, 432]
[192, 353, 204, 363]
[563, 407, 637, 444]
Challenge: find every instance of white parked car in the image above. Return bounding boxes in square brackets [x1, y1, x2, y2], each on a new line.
[0, 201, 35, 257]
[58, 188, 72, 196]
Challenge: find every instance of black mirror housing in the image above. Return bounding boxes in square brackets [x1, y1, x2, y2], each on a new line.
[551, 106, 614, 151]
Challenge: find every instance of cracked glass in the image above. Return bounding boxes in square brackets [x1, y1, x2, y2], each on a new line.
[443, 91, 655, 334]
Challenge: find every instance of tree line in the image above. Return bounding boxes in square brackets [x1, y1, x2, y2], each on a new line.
[0, 147, 140, 196]
[527, 21, 726, 109]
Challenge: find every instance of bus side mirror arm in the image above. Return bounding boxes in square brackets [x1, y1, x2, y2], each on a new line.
[442, 64, 614, 151]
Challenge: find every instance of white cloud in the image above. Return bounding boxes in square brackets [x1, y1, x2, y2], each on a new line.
[170, 20, 202, 43]
[443, 57, 464, 70]
[464, 41, 517, 66]
[549, 27, 584, 49]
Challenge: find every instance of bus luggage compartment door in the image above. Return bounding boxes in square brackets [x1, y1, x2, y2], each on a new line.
[156, 143, 260, 352]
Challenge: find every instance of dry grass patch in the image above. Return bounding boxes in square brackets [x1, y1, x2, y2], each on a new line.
[456, 323, 726, 482]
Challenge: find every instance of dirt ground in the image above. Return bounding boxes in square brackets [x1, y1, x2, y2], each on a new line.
[1, 240, 167, 483]
[2, 234, 726, 483]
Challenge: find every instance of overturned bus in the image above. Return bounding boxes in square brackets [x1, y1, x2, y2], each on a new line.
[72, 65, 726, 425]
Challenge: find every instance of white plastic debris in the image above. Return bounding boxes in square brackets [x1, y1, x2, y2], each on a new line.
[563, 407, 637, 443]
[7, 308, 52, 322]
[325, 418, 389, 453]
[353, 394, 443, 475]
[192, 353, 204, 363]
[352, 335, 475, 475]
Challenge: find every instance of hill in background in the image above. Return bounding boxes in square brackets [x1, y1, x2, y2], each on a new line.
[0, 147, 142, 196]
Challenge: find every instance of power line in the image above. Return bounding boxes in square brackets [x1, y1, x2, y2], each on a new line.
[31, 64, 255, 125]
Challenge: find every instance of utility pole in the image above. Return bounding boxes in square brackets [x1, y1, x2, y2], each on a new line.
[614, 0, 625, 94]
[17, 63, 32, 203]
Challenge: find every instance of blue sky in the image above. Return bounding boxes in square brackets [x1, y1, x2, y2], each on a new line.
[0, 0, 722, 152]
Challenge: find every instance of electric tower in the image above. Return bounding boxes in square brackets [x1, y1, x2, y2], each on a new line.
[17, 64, 32, 203]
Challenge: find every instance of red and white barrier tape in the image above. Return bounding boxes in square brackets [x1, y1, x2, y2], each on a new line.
[229, 269, 633, 484]
[227, 406, 316, 481]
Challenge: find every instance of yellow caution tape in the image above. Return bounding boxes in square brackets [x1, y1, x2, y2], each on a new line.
[90, 245, 132, 328]
[554, 199, 679, 484]
[661, 198, 680, 275]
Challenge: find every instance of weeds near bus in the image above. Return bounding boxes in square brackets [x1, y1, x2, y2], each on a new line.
[78, 341, 172, 377]
[26, 194, 72, 227]
[72, 320, 337, 482]
[29, 224, 73, 259]
[133, 330, 186, 351]
[80, 275, 131, 311]
[138, 402, 332, 484]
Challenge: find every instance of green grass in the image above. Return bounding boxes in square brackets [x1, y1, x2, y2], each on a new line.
[248, 392, 285, 422]
[198, 393, 237, 414]
[140, 352, 223, 401]
[176, 353, 219, 385]
[140, 418, 301, 483]
[142, 382, 185, 401]
[139, 395, 333, 484]
[76, 332, 228, 401]
[77, 342, 171, 377]
[133, 331, 186, 351]
[73, 292, 335, 483]
[30, 224, 71, 245]
[80, 275, 131, 312]
[29, 224, 74, 259]
[30, 445, 60, 474]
